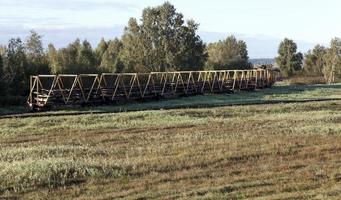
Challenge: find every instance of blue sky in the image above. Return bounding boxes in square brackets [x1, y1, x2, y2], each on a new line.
[1, 0, 340, 58]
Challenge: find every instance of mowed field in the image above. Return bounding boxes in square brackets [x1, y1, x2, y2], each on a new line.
[1, 84, 341, 199]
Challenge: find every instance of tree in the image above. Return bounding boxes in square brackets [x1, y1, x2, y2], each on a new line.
[57, 39, 98, 74]
[77, 40, 97, 73]
[275, 38, 303, 77]
[47, 44, 60, 74]
[3, 38, 27, 95]
[58, 39, 81, 73]
[171, 20, 207, 71]
[303, 45, 326, 76]
[323, 38, 341, 84]
[0, 45, 6, 95]
[25, 30, 50, 75]
[120, 18, 145, 72]
[25, 30, 44, 59]
[0, 54, 4, 95]
[95, 38, 108, 66]
[120, 2, 206, 72]
[99, 38, 123, 72]
[206, 35, 250, 70]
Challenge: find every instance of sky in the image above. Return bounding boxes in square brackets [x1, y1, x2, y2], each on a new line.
[1, 0, 340, 58]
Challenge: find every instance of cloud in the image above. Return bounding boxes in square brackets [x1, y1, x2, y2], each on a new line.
[0, 0, 138, 12]
[0, 16, 73, 28]
[0, 0, 137, 33]
[0, 25, 125, 48]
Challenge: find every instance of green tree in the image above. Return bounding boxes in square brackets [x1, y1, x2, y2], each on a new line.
[99, 38, 123, 72]
[77, 40, 97, 73]
[57, 39, 97, 74]
[25, 30, 50, 75]
[0, 54, 4, 95]
[58, 39, 81, 73]
[3, 38, 27, 95]
[120, 2, 206, 72]
[275, 38, 303, 77]
[206, 35, 250, 70]
[25, 30, 44, 58]
[47, 44, 60, 74]
[303, 45, 326, 76]
[172, 20, 207, 71]
[120, 18, 145, 72]
[323, 38, 341, 84]
[0, 45, 5, 95]
[95, 38, 108, 66]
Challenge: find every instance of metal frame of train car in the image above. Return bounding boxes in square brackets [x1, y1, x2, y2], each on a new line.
[27, 69, 276, 110]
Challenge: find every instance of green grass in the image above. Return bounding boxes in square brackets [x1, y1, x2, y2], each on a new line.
[1, 95, 341, 199]
[0, 110, 207, 137]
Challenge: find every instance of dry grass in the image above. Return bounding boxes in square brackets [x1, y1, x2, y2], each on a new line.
[285, 76, 326, 85]
[0, 99, 341, 199]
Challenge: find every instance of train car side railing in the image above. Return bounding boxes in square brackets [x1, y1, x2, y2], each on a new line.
[27, 69, 276, 110]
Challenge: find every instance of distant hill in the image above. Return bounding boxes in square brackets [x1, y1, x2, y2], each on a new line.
[249, 58, 275, 65]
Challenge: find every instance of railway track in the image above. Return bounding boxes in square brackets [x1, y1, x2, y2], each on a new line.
[27, 69, 276, 110]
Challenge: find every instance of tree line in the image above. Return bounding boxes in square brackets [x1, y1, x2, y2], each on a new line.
[275, 38, 341, 84]
[0, 2, 249, 99]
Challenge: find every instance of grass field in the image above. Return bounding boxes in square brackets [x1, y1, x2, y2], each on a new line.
[1, 84, 341, 199]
